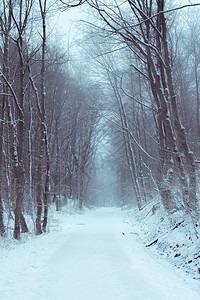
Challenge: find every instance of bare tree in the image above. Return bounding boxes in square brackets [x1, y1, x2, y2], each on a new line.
[85, 0, 199, 217]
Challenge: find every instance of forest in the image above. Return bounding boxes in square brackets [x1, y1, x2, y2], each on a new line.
[0, 0, 200, 250]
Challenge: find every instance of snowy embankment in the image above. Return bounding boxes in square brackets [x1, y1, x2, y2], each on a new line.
[125, 201, 200, 280]
[0, 206, 200, 300]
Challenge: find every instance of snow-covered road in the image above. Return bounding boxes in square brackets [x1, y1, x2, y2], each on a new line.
[0, 207, 200, 300]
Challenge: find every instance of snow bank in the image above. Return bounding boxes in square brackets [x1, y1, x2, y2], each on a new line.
[124, 201, 200, 282]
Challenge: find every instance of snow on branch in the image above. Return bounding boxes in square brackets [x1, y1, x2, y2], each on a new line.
[0, 71, 24, 118]
[130, 3, 200, 28]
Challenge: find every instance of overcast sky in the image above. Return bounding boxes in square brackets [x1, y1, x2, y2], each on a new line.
[50, 0, 200, 62]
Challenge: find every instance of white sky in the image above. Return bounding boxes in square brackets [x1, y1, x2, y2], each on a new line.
[53, 5, 86, 38]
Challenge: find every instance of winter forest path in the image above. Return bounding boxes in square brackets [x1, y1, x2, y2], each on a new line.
[0, 207, 200, 300]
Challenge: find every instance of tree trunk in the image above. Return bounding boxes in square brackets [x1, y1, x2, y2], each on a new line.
[42, 135, 50, 231]
[160, 3, 199, 216]
[119, 101, 142, 209]
[14, 166, 24, 239]
[20, 213, 28, 233]
[13, 31, 28, 238]
[36, 136, 43, 235]
[195, 60, 200, 141]
[0, 12, 11, 237]
[0, 94, 5, 237]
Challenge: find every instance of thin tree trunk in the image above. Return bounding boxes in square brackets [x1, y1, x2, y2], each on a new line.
[36, 134, 43, 235]
[0, 104, 5, 235]
[14, 30, 29, 238]
[195, 61, 200, 140]
[0, 8, 12, 236]
[42, 134, 50, 231]
[39, 0, 50, 232]
[118, 97, 142, 209]
[0, 86, 5, 237]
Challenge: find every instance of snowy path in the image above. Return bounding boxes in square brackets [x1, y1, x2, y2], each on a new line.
[0, 207, 200, 300]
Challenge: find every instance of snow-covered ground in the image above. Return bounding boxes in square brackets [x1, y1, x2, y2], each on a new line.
[125, 201, 200, 280]
[0, 207, 200, 300]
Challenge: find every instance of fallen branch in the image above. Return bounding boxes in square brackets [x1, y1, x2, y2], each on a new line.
[146, 220, 185, 247]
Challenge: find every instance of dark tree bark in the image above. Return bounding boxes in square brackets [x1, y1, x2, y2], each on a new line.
[36, 0, 50, 233]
